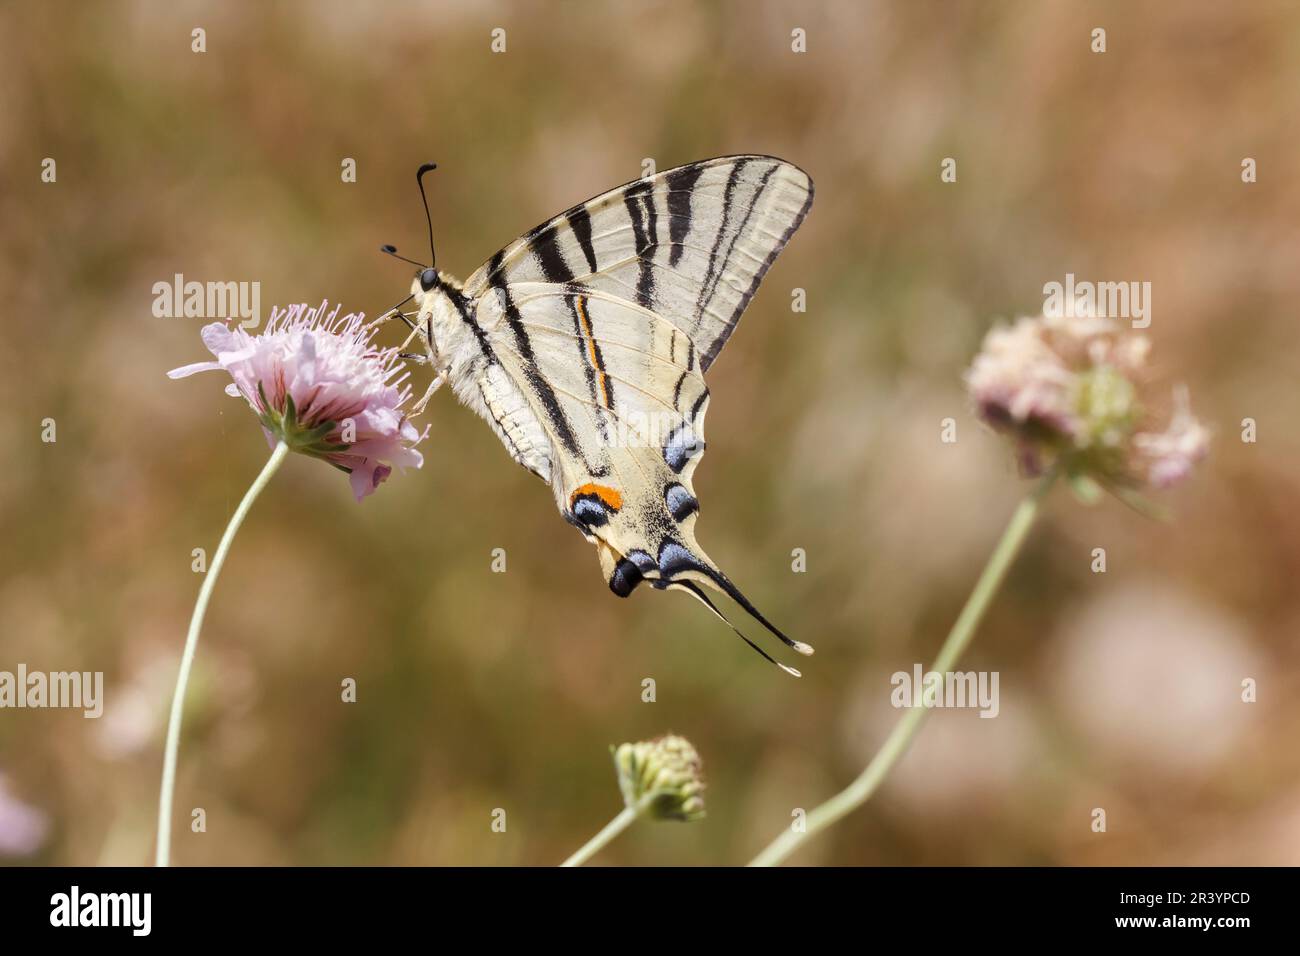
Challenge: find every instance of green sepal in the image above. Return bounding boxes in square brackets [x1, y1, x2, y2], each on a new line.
[256, 381, 274, 419]
[250, 382, 356, 458]
[297, 420, 338, 445]
[282, 392, 298, 433]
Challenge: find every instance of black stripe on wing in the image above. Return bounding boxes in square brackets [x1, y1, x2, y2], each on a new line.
[488, 250, 585, 460]
[532, 226, 576, 284]
[701, 173, 815, 370]
[622, 178, 658, 309]
[565, 206, 599, 274]
[665, 163, 704, 267]
[692, 160, 748, 340]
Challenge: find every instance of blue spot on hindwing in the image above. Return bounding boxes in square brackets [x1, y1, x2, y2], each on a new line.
[658, 539, 704, 578]
[572, 496, 609, 528]
[663, 424, 703, 473]
[665, 483, 699, 521]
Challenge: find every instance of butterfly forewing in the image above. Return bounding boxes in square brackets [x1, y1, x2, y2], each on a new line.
[464, 155, 814, 371]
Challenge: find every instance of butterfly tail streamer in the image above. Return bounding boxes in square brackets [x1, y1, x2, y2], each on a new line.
[665, 579, 802, 677]
[691, 562, 813, 659]
[596, 532, 812, 669]
[663, 526, 812, 656]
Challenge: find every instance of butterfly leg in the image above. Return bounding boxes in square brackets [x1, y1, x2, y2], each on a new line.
[394, 350, 445, 413]
[365, 290, 419, 333]
[411, 370, 446, 415]
[397, 324, 420, 352]
[365, 309, 419, 333]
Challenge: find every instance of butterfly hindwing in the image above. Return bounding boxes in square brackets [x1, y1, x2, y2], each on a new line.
[475, 282, 707, 517]
[473, 280, 808, 660]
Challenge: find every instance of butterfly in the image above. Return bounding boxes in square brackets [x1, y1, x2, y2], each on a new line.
[378, 156, 814, 675]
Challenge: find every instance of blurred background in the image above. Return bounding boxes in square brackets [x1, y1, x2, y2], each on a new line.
[1, 0, 1297, 866]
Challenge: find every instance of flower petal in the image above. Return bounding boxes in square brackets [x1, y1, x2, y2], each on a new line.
[167, 361, 223, 380]
[199, 322, 240, 356]
[348, 460, 392, 501]
[172, 300, 427, 499]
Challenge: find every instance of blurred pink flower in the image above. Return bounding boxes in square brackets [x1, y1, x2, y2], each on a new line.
[169, 300, 427, 500]
[0, 773, 48, 857]
[966, 316, 1080, 447]
[965, 312, 1208, 489]
[1133, 386, 1211, 488]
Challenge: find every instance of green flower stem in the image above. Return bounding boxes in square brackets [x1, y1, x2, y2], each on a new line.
[155, 441, 290, 867]
[560, 796, 652, 867]
[748, 471, 1057, 867]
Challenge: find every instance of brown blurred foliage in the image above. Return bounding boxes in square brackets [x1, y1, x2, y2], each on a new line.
[1, 0, 1297, 866]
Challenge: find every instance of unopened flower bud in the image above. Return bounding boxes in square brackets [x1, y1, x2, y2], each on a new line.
[613, 735, 706, 822]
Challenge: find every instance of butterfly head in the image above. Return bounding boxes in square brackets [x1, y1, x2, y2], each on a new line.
[381, 246, 438, 296]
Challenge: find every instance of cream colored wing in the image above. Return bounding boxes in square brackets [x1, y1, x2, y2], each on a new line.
[472, 281, 811, 672]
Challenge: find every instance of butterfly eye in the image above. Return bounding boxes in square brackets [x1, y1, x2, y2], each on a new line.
[419, 268, 438, 292]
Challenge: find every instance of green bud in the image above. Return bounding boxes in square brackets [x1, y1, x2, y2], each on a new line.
[613, 735, 706, 822]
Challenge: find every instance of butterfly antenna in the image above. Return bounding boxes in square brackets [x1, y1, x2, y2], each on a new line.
[416, 162, 438, 269]
[669, 580, 802, 678]
[379, 244, 427, 269]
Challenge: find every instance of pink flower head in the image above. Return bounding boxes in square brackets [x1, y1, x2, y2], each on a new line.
[965, 311, 1208, 490]
[168, 300, 426, 500]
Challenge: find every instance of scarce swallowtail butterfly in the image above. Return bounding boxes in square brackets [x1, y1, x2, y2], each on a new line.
[378, 156, 814, 675]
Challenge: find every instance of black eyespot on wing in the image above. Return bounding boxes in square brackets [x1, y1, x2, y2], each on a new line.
[609, 559, 641, 597]
[665, 483, 699, 522]
[609, 549, 655, 597]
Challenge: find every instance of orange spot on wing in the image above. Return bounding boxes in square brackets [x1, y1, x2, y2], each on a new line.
[571, 482, 623, 511]
[574, 296, 611, 408]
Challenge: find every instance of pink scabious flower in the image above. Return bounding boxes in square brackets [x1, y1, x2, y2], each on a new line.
[168, 300, 426, 500]
[965, 311, 1208, 490]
